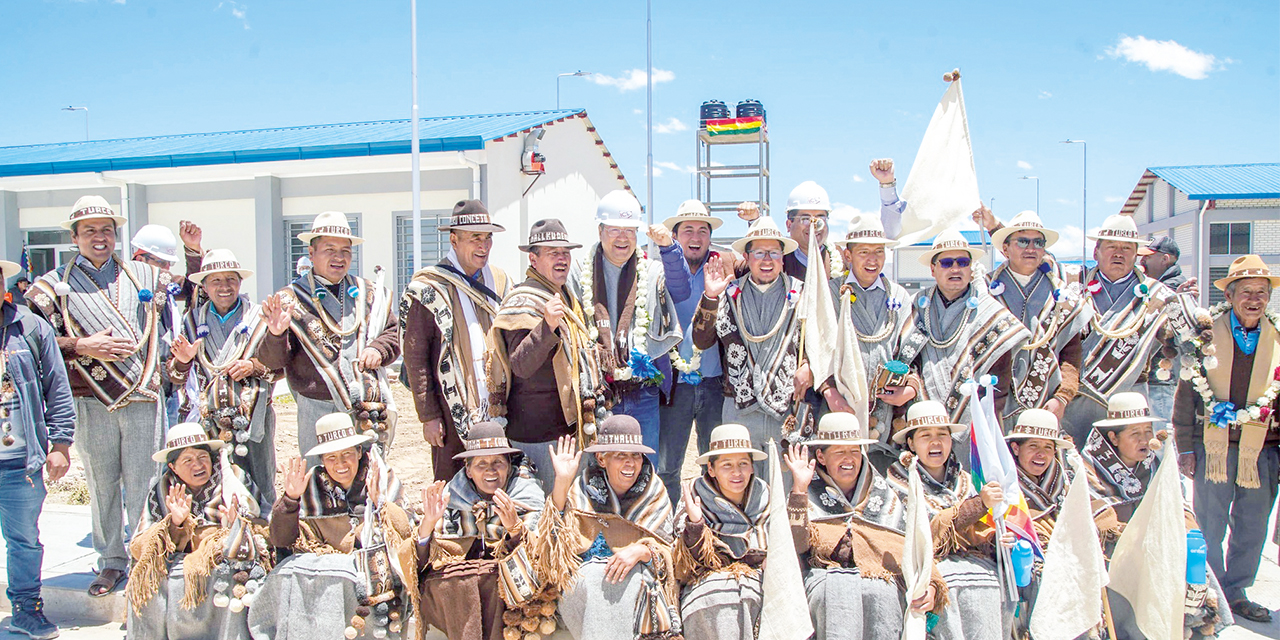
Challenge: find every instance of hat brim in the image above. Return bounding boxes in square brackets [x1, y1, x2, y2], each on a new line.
[808, 437, 879, 448]
[304, 433, 374, 458]
[662, 215, 724, 232]
[832, 236, 899, 249]
[989, 225, 1059, 249]
[1137, 246, 1158, 256]
[297, 231, 366, 247]
[695, 447, 767, 465]
[584, 442, 656, 454]
[0, 261, 21, 280]
[731, 235, 799, 256]
[1085, 232, 1142, 244]
[189, 268, 254, 285]
[1091, 415, 1165, 429]
[917, 245, 985, 268]
[892, 421, 967, 444]
[453, 446, 522, 460]
[61, 214, 128, 231]
[1213, 274, 1280, 292]
[440, 222, 506, 233]
[519, 240, 583, 252]
[1003, 433, 1074, 448]
[152, 438, 224, 462]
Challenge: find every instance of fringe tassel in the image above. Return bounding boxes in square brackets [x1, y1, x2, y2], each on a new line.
[125, 515, 181, 614]
[1203, 419, 1231, 484]
[529, 502, 584, 593]
[180, 528, 228, 610]
[1236, 423, 1267, 489]
[672, 524, 726, 584]
[931, 511, 968, 558]
[395, 537, 424, 640]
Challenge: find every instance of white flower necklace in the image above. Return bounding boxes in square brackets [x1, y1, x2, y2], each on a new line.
[579, 245, 653, 381]
[1181, 301, 1280, 426]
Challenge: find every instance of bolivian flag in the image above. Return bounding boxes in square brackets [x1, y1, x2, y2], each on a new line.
[705, 116, 763, 137]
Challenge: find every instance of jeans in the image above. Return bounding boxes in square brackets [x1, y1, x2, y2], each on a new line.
[0, 461, 46, 608]
[657, 377, 723, 505]
[1147, 383, 1176, 424]
[612, 385, 661, 466]
[1192, 442, 1280, 602]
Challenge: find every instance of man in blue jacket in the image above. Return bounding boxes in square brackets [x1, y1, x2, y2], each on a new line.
[0, 258, 75, 639]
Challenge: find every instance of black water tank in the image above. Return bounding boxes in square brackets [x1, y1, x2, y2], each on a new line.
[700, 100, 730, 127]
[736, 99, 766, 122]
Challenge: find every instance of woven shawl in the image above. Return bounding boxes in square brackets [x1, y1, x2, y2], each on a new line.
[29, 256, 168, 409]
[1081, 427, 1154, 510]
[399, 264, 509, 440]
[141, 460, 261, 531]
[807, 458, 906, 534]
[567, 457, 673, 543]
[572, 245, 684, 368]
[177, 296, 271, 439]
[1018, 456, 1068, 515]
[886, 454, 975, 518]
[843, 276, 911, 437]
[1201, 311, 1280, 488]
[1077, 268, 1184, 404]
[715, 275, 803, 419]
[676, 473, 770, 559]
[299, 451, 402, 519]
[437, 459, 546, 544]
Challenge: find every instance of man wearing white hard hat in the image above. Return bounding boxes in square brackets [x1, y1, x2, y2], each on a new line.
[257, 212, 401, 464]
[1059, 213, 1196, 445]
[1172, 255, 1280, 623]
[568, 190, 690, 463]
[167, 248, 277, 512]
[826, 215, 913, 458]
[692, 217, 808, 459]
[0, 257, 75, 638]
[738, 181, 846, 282]
[26, 195, 176, 597]
[973, 206, 1091, 430]
[657, 199, 727, 503]
[896, 229, 1029, 429]
[401, 199, 512, 484]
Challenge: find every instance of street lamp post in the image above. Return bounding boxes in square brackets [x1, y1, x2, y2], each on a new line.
[1019, 175, 1039, 214]
[62, 106, 89, 141]
[556, 71, 592, 109]
[410, 0, 421, 272]
[1061, 139, 1087, 264]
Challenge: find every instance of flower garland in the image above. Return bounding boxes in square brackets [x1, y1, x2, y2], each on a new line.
[1181, 301, 1280, 428]
[578, 245, 657, 383]
[825, 242, 844, 280]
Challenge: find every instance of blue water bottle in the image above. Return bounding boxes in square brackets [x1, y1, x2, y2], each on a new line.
[1187, 529, 1207, 585]
[1011, 539, 1034, 587]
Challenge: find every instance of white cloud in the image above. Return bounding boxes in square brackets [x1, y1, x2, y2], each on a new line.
[654, 161, 694, 174]
[1017, 160, 1033, 171]
[1055, 198, 1077, 205]
[1056, 225, 1098, 259]
[1038, 90, 1052, 99]
[589, 68, 674, 92]
[647, 165, 663, 178]
[1105, 35, 1220, 80]
[852, 175, 865, 183]
[216, 1, 250, 29]
[651, 117, 688, 134]
[1104, 195, 1125, 203]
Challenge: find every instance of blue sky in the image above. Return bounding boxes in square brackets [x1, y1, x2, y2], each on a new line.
[3, 0, 1276, 256]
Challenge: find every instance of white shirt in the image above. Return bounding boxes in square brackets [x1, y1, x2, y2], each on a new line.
[844, 272, 886, 292]
[446, 249, 494, 411]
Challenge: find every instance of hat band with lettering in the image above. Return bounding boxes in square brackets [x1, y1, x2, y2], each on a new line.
[708, 438, 753, 452]
[72, 206, 116, 220]
[200, 261, 243, 273]
[596, 433, 645, 446]
[317, 427, 360, 445]
[1012, 425, 1063, 439]
[165, 434, 211, 449]
[931, 240, 969, 251]
[310, 225, 355, 237]
[1106, 407, 1149, 421]
[464, 436, 512, 451]
[1095, 228, 1140, 240]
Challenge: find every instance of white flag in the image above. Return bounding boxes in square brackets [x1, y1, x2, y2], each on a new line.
[757, 440, 814, 640]
[901, 459, 934, 640]
[1108, 440, 1186, 640]
[1029, 451, 1109, 640]
[896, 78, 982, 247]
[801, 221, 866, 428]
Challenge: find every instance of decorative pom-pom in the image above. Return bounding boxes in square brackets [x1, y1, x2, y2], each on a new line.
[229, 598, 244, 613]
[966, 296, 979, 309]
[344, 627, 358, 639]
[166, 282, 182, 296]
[1037, 261, 1052, 274]
[898, 450, 915, 467]
[348, 285, 360, 299]
[53, 282, 72, 296]
[355, 605, 371, 618]
[235, 444, 248, 457]
[917, 296, 930, 309]
[138, 288, 154, 302]
[233, 570, 249, 584]
[196, 324, 210, 338]
[539, 618, 557, 635]
[213, 594, 230, 608]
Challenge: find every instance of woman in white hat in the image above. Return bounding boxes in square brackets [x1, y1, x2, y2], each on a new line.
[125, 423, 268, 640]
[409, 421, 546, 640]
[1081, 394, 1233, 637]
[784, 413, 945, 640]
[534, 415, 678, 640]
[168, 248, 276, 513]
[251, 413, 413, 640]
[673, 423, 770, 640]
[881, 401, 1012, 640]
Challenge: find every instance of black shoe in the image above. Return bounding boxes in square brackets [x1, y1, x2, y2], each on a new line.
[8, 599, 59, 640]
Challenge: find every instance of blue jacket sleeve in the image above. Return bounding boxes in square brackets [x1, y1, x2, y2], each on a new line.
[36, 316, 75, 445]
[659, 242, 692, 303]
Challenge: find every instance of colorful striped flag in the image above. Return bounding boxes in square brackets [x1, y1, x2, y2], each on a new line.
[705, 116, 763, 137]
[967, 379, 1044, 559]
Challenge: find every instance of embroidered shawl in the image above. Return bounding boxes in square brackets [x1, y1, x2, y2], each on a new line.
[299, 450, 402, 519]
[29, 256, 169, 409]
[1081, 428, 1154, 511]
[714, 275, 804, 419]
[570, 245, 684, 372]
[399, 263, 510, 440]
[437, 458, 546, 544]
[141, 459, 261, 531]
[807, 458, 906, 533]
[567, 457, 674, 543]
[1200, 310, 1280, 488]
[1018, 457, 1069, 515]
[897, 284, 1030, 423]
[676, 473, 770, 560]
[174, 296, 272, 440]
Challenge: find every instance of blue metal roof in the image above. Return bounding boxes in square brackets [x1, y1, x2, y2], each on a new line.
[1148, 163, 1280, 200]
[0, 109, 585, 178]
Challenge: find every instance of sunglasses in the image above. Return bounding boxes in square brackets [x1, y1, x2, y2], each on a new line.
[935, 256, 972, 269]
[749, 249, 784, 261]
[1011, 237, 1047, 249]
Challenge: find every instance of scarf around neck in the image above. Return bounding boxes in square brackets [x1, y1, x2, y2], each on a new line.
[299, 451, 402, 519]
[808, 458, 906, 534]
[887, 453, 974, 517]
[1018, 456, 1068, 514]
[568, 456, 673, 542]
[1081, 427, 1154, 509]
[439, 457, 546, 544]
[682, 473, 770, 559]
[143, 459, 261, 530]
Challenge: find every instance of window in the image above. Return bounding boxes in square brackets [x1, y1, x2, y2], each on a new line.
[394, 211, 451, 294]
[25, 228, 81, 279]
[283, 214, 361, 284]
[1209, 267, 1229, 305]
[1209, 222, 1250, 255]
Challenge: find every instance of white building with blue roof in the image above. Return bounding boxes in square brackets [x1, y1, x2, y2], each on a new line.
[0, 109, 632, 300]
[1125, 163, 1280, 307]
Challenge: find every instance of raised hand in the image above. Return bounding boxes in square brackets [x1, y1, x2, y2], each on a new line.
[179, 220, 203, 253]
[417, 481, 449, 538]
[366, 457, 382, 507]
[645, 224, 674, 248]
[971, 205, 998, 234]
[703, 254, 733, 299]
[548, 435, 582, 511]
[869, 158, 895, 184]
[736, 201, 761, 223]
[784, 443, 816, 496]
[262, 293, 295, 336]
[218, 493, 241, 529]
[282, 457, 308, 500]
[544, 297, 566, 332]
[492, 489, 521, 531]
[681, 480, 704, 524]
[166, 483, 193, 526]
[171, 334, 202, 364]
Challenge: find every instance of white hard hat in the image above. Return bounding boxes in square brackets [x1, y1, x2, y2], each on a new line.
[596, 190, 646, 230]
[786, 181, 832, 213]
[130, 224, 179, 263]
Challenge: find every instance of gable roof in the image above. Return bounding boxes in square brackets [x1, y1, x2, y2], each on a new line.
[1120, 163, 1280, 215]
[0, 109, 586, 178]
